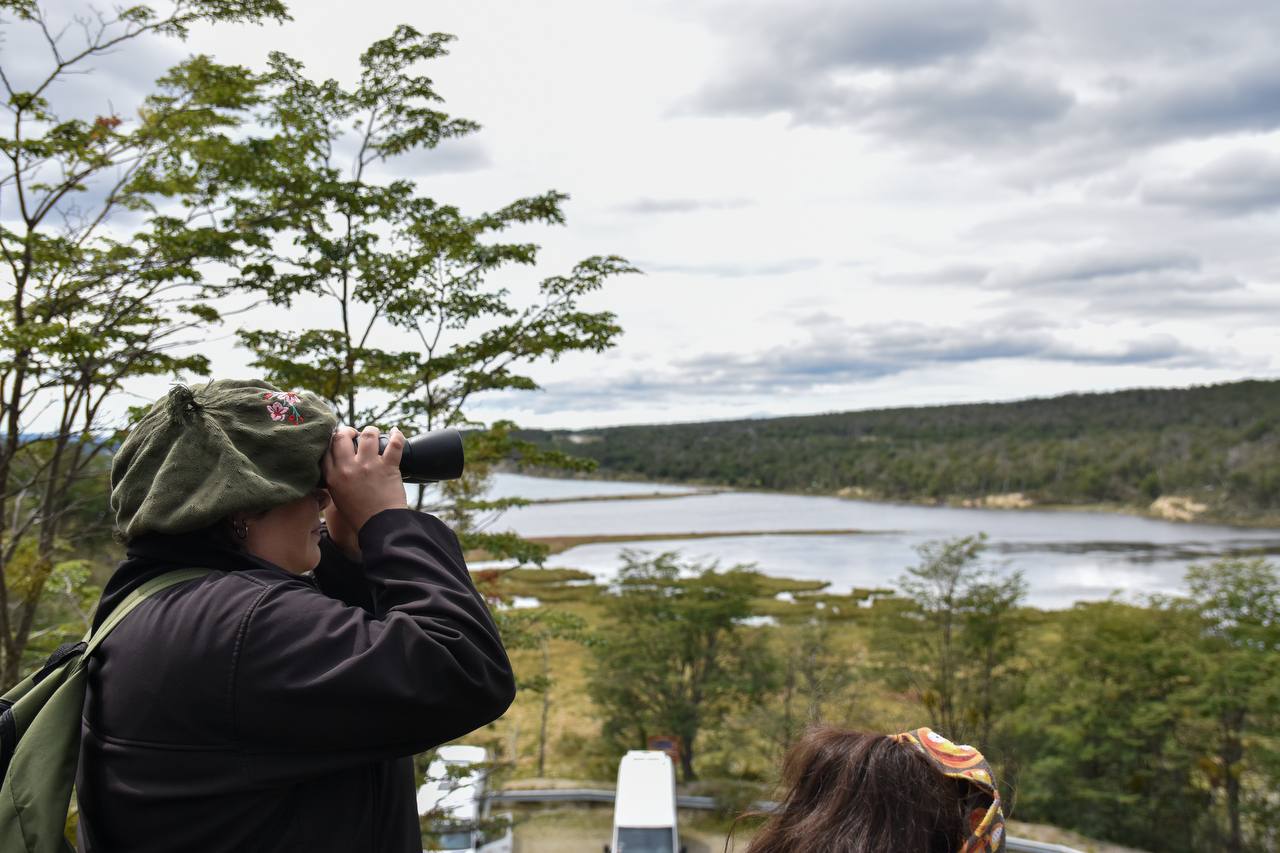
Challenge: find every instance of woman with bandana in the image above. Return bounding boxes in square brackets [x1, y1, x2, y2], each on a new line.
[75, 380, 515, 852]
[738, 726, 1006, 853]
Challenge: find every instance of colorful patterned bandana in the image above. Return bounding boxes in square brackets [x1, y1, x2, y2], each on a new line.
[892, 727, 1006, 853]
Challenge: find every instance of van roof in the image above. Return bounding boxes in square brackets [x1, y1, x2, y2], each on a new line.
[437, 745, 487, 764]
[614, 751, 677, 827]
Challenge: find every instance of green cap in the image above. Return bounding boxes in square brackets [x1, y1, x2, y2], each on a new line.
[111, 379, 339, 539]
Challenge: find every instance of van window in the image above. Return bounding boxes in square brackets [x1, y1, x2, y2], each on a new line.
[429, 828, 473, 850]
[617, 827, 674, 853]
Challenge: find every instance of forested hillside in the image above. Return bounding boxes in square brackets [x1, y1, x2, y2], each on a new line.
[519, 380, 1280, 524]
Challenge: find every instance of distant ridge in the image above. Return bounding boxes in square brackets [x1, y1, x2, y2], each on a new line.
[518, 379, 1280, 526]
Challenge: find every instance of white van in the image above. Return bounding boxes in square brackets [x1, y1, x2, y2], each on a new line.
[418, 745, 511, 853]
[606, 751, 685, 853]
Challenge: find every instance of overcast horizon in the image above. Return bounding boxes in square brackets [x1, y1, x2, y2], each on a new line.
[505, 376, 1273, 433]
[10, 0, 1280, 430]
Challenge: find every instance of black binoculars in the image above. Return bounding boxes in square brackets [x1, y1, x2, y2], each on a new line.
[349, 428, 465, 484]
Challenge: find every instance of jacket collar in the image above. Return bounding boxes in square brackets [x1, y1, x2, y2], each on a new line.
[92, 528, 286, 631]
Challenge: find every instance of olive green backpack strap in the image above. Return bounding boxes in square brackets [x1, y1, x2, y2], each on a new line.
[0, 568, 213, 853]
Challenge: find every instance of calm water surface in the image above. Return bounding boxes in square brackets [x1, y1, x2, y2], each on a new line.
[483, 474, 1280, 609]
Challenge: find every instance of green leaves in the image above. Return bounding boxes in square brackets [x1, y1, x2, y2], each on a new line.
[120, 0, 289, 39]
[238, 29, 635, 430]
[872, 533, 1027, 756]
[1004, 560, 1280, 851]
[497, 606, 587, 657]
[1176, 559, 1280, 851]
[1012, 600, 1209, 851]
[1185, 558, 1280, 652]
[226, 27, 634, 548]
[356, 28, 479, 159]
[587, 552, 777, 780]
[0, 0, 293, 686]
[184, 1, 290, 26]
[0, 1, 39, 21]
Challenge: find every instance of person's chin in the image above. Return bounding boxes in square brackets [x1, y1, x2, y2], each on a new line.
[285, 540, 323, 575]
[305, 540, 322, 571]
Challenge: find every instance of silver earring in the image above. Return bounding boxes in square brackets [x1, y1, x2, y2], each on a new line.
[232, 519, 249, 540]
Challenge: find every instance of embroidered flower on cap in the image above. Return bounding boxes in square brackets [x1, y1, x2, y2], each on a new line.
[112, 380, 338, 539]
[263, 391, 305, 424]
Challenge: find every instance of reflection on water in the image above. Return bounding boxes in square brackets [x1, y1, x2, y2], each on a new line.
[483, 474, 1280, 609]
[487, 473, 697, 501]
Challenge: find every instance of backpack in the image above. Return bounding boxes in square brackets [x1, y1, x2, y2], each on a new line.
[0, 568, 212, 853]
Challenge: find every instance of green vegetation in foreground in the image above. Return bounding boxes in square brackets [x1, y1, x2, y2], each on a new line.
[516, 379, 1280, 525]
[476, 545, 1280, 853]
[501, 807, 1151, 853]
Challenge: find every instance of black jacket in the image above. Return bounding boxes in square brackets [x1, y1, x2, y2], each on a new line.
[76, 508, 515, 853]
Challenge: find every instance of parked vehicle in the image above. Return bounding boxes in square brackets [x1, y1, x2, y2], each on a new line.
[418, 745, 511, 853]
[605, 751, 685, 853]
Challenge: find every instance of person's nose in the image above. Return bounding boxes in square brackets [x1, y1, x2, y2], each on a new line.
[315, 489, 331, 511]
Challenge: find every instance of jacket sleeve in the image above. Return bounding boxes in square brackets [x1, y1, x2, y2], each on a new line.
[311, 527, 375, 612]
[230, 508, 516, 764]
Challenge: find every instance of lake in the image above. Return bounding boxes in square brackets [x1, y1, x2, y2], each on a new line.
[480, 473, 1280, 609]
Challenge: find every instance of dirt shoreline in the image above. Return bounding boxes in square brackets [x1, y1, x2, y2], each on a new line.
[467, 529, 870, 561]
[525, 529, 869, 556]
[526, 489, 717, 505]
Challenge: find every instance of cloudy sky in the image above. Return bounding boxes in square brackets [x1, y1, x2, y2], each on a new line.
[11, 0, 1280, 428]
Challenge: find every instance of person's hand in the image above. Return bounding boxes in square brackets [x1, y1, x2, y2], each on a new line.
[323, 425, 409, 536]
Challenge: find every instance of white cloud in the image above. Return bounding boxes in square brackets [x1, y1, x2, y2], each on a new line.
[7, 0, 1279, 431]
[1141, 149, 1280, 214]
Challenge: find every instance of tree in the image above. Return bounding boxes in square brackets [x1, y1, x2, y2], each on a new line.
[1012, 600, 1209, 852]
[587, 551, 777, 781]
[232, 27, 636, 561]
[0, 0, 288, 686]
[769, 611, 857, 754]
[1179, 558, 1280, 853]
[496, 606, 586, 778]
[960, 573, 1028, 751]
[872, 533, 1027, 745]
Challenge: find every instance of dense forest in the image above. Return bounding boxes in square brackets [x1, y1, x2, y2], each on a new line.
[518, 380, 1280, 524]
[489, 548, 1280, 853]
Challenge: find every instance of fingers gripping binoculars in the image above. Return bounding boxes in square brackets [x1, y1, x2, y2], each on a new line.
[348, 428, 465, 484]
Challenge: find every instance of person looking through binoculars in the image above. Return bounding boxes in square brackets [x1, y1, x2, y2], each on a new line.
[75, 379, 515, 852]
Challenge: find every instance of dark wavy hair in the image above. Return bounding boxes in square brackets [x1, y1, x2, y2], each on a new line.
[732, 726, 968, 853]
